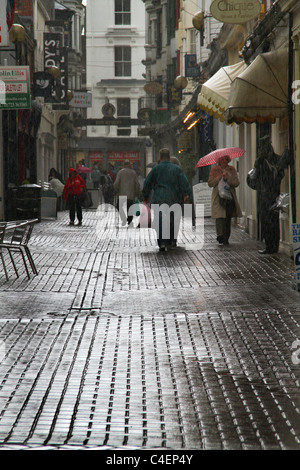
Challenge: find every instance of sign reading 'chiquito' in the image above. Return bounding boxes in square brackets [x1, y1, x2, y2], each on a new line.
[210, 0, 261, 24]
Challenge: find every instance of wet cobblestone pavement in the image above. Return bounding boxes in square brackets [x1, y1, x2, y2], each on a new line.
[0, 207, 299, 451]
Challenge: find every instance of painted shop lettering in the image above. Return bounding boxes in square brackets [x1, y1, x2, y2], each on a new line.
[218, 1, 254, 13]
[293, 228, 300, 243]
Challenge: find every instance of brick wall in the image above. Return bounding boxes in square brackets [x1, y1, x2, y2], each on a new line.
[16, 0, 33, 17]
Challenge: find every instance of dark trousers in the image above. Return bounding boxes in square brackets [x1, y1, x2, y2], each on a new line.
[261, 210, 280, 253]
[117, 198, 134, 225]
[216, 217, 232, 242]
[216, 200, 235, 243]
[68, 195, 82, 223]
[156, 209, 181, 247]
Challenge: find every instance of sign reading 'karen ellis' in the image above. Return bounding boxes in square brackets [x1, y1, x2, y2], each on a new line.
[210, 0, 261, 24]
[0, 66, 31, 109]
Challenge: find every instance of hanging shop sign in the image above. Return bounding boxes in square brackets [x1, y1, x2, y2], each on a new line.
[185, 54, 200, 78]
[292, 223, 300, 291]
[102, 103, 116, 117]
[69, 91, 92, 108]
[43, 33, 68, 105]
[57, 133, 68, 150]
[33, 71, 54, 98]
[210, 0, 261, 24]
[144, 82, 163, 95]
[169, 85, 182, 107]
[0, 66, 31, 109]
[138, 108, 152, 122]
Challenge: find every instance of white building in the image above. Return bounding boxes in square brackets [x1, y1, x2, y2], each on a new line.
[85, 0, 147, 171]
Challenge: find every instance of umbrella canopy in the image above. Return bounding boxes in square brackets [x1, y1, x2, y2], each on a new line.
[195, 147, 245, 168]
[77, 165, 92, 173]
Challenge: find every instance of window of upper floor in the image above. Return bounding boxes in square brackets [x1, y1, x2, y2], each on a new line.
[115, 46, 132, 77]
[117, 98, 131, 136]
[115, 0, 131, 26]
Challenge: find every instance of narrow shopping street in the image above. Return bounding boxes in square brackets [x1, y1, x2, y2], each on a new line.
[0, 206, 299, 452]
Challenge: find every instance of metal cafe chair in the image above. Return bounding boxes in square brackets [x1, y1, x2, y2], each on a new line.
[0, 223, 9, 281]
[0, 219, 38, 280]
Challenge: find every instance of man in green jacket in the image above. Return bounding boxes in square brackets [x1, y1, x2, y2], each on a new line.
[142, 148, 193, 251]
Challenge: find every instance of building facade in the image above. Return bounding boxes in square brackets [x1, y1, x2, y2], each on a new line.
[142, 0, 223, 176]
[141, 0, 300, 254]
[81, 0, 147, 174]
[0, 0, 86, 220]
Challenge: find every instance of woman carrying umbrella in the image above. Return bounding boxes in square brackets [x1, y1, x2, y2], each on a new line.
[208, 154, 242, 245]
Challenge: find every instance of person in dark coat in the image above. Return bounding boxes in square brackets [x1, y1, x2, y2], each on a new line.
[63, 168, 85, 226]
[142, 148, 193, 251]
[100, 171, 115, 210]
[91, 165, 101, 189]
[253, 137, 285, 254]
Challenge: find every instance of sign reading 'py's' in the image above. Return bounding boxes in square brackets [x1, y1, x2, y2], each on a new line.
[210, 0, 261, 24]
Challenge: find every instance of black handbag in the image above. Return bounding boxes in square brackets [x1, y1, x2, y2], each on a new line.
[78, 189, 93, 208]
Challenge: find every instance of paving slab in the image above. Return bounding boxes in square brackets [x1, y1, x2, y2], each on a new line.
[0, 208, 299, 451]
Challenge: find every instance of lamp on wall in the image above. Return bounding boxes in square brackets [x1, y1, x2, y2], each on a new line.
[47, 66, 61, 79]
[187, 118, 200, 131]
[183, 111, 195, 124]
[174, 75, 188, 89]
[9, 24, 26, 43]
[192, 11, 205, 47]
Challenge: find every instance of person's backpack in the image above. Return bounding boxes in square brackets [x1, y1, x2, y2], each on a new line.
[103, 174, 113, 193]
[79, 188, 93, 208]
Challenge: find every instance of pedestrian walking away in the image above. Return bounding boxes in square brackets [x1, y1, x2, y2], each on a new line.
[208, 154, 242, 245]
[63, 168, 86, 226]
[91, 165, 101, 189]
[101, 171, 115, 210]
[114, 160, 140, 226]
[142, 148, 193, 251]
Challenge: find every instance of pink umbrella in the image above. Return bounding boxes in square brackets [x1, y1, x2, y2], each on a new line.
[77, 165, 92, 173]
[195, 147, 245, 168]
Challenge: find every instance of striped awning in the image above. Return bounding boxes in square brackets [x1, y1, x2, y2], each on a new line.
[224, 49, 288, 124]
[197, 61, 247, 122]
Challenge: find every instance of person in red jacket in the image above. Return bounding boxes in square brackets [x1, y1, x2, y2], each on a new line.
[63, 168, 85, 225]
